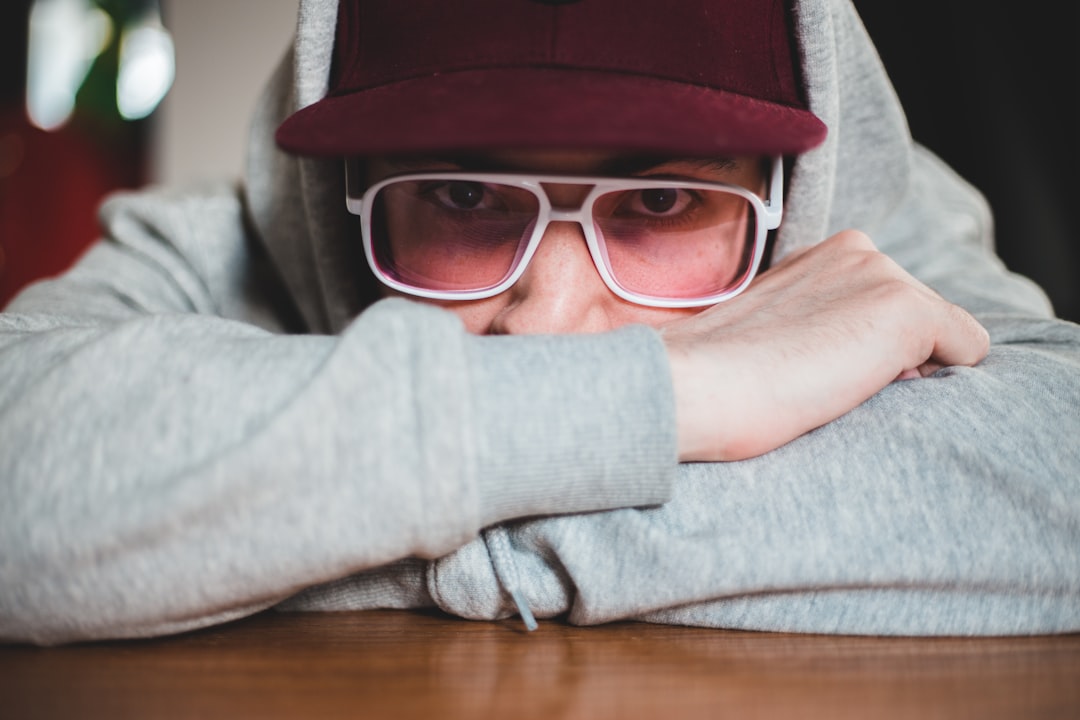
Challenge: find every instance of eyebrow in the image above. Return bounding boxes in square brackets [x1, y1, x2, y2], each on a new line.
[380, 154, 739, 176]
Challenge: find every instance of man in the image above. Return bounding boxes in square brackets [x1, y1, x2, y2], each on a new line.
[1, 0, 1077, 645]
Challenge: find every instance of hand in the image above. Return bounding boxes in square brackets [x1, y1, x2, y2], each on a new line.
[660, 230, 989, 462]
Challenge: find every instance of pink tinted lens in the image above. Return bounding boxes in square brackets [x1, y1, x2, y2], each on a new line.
[593, 187, 757, 299]
[371, 180, 539, 291]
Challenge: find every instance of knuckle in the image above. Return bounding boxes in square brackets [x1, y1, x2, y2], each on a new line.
[831, 228, 876, 251]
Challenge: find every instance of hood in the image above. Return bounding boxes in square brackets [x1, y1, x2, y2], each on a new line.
[243, 0, 912, 335]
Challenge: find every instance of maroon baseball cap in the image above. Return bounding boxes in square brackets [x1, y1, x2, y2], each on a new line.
[276, 0, 827, 158]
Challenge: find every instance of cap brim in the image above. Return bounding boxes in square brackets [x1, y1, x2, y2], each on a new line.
[276, 68, 827, 158]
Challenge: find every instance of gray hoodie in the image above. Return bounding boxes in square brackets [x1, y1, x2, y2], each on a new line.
[2, 0, 1078, 646]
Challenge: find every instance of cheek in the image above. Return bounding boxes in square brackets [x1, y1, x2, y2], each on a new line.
[450, 303, 505, 334]
[612, 305, 701, 330]
[377, 287, 506, 334]
[433, 296, 510, 334]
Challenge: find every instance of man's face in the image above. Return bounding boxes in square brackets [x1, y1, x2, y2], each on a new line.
[366, 151, 767, 335]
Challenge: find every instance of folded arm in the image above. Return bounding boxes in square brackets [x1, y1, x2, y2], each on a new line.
[0, 187, 677, 645]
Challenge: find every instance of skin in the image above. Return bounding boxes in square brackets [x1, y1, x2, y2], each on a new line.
[368, 151, 991, 463]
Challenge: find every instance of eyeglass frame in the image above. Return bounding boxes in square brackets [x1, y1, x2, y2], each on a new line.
[345, 155, 784, 309]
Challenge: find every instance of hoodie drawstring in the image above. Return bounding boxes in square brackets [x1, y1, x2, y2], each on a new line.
[482, 526, 538, 632]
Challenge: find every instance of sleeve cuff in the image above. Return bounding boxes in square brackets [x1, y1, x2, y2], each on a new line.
[464, 324, 678, 527]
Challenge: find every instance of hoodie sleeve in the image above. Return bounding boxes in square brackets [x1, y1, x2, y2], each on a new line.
[0, 185, 676, 646]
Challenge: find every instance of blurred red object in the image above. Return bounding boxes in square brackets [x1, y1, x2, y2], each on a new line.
[1, 0, 149, 310]
[0, 106, 142, 308]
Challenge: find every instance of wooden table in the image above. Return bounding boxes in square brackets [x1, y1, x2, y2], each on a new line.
[2, 609, 1078, 719]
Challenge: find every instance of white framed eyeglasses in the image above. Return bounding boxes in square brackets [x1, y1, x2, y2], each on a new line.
[345, 156, 783, 308]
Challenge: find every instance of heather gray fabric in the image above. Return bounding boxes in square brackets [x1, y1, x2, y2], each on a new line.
[2, 0, 1079, 645]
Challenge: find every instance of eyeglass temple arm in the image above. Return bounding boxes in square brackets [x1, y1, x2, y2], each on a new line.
[762, 155, 785, 230]
[345, 158, 363, 212]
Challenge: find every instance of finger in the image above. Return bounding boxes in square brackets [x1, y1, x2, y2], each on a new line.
[894, 368, 923, 382]
[918, 361, 945, 378]
[930, 302, 990, 369]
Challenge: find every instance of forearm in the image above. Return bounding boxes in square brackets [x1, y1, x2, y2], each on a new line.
[0, 306, 460, 644]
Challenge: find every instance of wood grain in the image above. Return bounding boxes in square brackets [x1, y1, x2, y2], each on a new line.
[2, 609, 1078, 719]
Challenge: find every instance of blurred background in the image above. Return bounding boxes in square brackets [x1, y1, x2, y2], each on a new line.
[854, 1, 1078, 323]
[0, 0, 297, 307]
[0, 0, 1076, 322]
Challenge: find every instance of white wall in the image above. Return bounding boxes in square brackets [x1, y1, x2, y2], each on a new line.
[153, 0, 299, 185]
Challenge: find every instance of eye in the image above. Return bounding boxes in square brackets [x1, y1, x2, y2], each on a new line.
[443, 181, 486, 210]
[640, 188, 680, 214]
[615, 187, 696, 218]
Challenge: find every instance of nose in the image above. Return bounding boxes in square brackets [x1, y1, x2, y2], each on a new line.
[489, 221, 615, 335]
